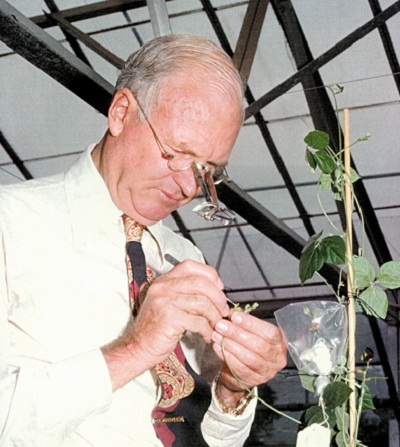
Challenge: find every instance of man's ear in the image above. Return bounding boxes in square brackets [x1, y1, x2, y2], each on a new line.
[108, 88, 139, 137]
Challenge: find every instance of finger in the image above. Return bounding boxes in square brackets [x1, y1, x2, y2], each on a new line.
[173, 293, 225, 327]
[165, 259, 224, 290]
[213, 329, 285, 371]
[151, 272, 229, 317]
[232, 312, 283, 343]
[212, 318, 287, 373]
[212, 342, 265, 388]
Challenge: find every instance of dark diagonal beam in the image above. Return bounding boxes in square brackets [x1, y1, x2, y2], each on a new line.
[0, 131, 32, 180]
[368, 0, 400, 95]
[48, 12, 124, 68]
[232, 0, 269, 85]
[0, 1, 113, 116]
[43, 0, 92, 66]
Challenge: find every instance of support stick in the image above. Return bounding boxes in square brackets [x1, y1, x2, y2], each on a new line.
[344, 108, 357, 445]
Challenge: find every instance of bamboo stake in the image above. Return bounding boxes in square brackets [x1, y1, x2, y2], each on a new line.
[344, 108, 357, 446]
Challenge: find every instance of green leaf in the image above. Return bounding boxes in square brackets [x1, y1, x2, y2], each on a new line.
[335, 406, 349, 432]
[306, 148, 317, 171]
[299, 373, 315, 393]
[353, 256, 376, 289]
[299, 242, 324, 284]
[304, 230, 323, 249]
[323, 382, 353, 409]
[304, 130, 330, 150]
[361, 385, 375, 411]
[333, 191, 343, 201]
[304, 406, 322, 425]
[336, 430, 350, 447]
[305, 406, 336, 427]
[350, 167, 361, 184]
[319, 173, 332, 191]
[359, 286, 388, 319]
[320, 236, 346, 264]
[314, 149, 337, 174]
[377, 261, 400, 289]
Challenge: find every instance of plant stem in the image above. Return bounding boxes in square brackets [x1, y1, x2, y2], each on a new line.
[343, 108, 357, 446]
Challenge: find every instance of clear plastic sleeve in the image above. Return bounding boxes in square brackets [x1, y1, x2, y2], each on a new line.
[274, 301, 348, 378]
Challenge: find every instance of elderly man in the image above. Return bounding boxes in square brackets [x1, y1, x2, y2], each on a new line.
[0, 34, 286, 446]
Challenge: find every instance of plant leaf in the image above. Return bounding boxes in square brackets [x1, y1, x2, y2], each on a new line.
[306, 148, 317, 171]
[323, 382, 353, 409]
[336, 431, 349, 447]
[299, 242, 324, 284]
[359, 286, 388, 319]
[319, 173, 332, 190]
[335, 406, 349, 432]
[377, 261, 400, 289]
[361, 385, 375, 411]
[304, 405, 336, 427]
[304, 130, 330, 150]
[320, 236, 346, 264]
[314, 149, 337, 174]
[303, 230, 323, 250]
[299, 373, 315, 393]
[304, 406, 322, 425]
[353, 256, 376, 289]
[350, 167, 361, 184]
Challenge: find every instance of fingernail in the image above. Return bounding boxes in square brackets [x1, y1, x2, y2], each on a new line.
[216, 320, 228, 333]
[231, 312, 243, 324]
[223, 304, 229, 317]
[217, 278, 224, 289]
[212, 331, 222, 343]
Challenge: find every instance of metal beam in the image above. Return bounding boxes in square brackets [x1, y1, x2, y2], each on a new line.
[43, 0, 92, 67]
[31, 0, 148, 29]
[232, 0, 269, 85]
[201, 0, 315, 239]
[245, 0, 400, 119]
[0, 131, 32, 180]
[47, 12, 124, 68]
[0, 1, 113, 116]
[368, 0, 400, 95]
[217, 180, 341, 288]
[146, 0, 171, 37]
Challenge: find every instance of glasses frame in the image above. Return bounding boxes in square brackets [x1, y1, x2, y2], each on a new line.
[135, 99, 235, 225]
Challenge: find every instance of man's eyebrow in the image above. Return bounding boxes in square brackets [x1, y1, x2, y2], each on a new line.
[177, 142, 228, 168]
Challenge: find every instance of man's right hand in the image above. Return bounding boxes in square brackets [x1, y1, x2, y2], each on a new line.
[101, 260, 229, 391]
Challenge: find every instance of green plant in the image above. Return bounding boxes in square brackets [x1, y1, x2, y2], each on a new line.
[298, 86, 400, 446]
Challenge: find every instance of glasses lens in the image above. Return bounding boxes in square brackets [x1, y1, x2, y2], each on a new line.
[168, 154, 197, 172]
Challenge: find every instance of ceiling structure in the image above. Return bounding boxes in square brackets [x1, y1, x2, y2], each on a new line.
[1, 1, 399, 445]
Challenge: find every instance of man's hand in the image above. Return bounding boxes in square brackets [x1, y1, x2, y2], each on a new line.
[102, 260, 229, 391]
[211, 310, 287, 407]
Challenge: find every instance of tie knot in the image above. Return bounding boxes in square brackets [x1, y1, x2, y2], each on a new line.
[123, 214, 145, 242]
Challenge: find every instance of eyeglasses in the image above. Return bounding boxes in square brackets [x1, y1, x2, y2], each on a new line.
[136, 100, 235, 225]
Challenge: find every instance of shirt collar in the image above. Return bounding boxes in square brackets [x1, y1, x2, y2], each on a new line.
[63, 144, 167, 259]
[64, 144, 123, 248]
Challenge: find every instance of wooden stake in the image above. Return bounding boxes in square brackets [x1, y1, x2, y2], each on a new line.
[344, 108, 357, 446]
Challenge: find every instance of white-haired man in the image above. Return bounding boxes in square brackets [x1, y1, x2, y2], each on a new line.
[0, 34, 286, 446]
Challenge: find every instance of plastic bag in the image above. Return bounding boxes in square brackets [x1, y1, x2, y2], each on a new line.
[275, 301, 347, 392]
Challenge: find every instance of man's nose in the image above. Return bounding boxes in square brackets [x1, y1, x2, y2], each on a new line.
[173, 168, 200, 199]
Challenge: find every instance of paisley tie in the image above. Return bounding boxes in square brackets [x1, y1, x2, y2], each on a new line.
[123, 215, 211, 447]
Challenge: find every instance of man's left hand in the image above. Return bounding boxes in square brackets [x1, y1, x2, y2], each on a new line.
[211, 310, 287, 398]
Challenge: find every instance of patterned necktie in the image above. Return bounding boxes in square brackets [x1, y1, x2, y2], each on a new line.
[123, 215, 211, 447]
